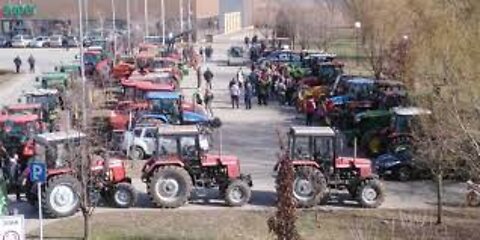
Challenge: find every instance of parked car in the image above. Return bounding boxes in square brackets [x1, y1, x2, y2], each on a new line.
[121, 124, 210, 160]
[65, 36, 78, 47]
[227, 46, 248, 66]
[0, 35, 12, 47]
[11, 34, 33, 48]
[48, 35, 64, 48]
[29, 36, 50, 47]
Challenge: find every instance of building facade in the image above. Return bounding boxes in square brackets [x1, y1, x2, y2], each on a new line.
[0, 0, 221, 38]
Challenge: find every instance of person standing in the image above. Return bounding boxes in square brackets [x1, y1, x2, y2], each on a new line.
[236, 67, 245, 87]
[199, 46, 205, 62]
[305, 96, 317, 126]
[27, 54, 35, 73]
[204, 88, 214, 117]
[229, 79, 240, 109]
[13, 56, 22, 73]
[203, 67, 214, 89]
[244, 81, 253, 110]
[196, 66, 202, 88]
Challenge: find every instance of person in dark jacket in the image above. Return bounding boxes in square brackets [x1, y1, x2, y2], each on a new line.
[13, 56, 22, 73]
[244, 81, 253, 109]
[203, 68, 214, 89]
[27, 55, 35, 73]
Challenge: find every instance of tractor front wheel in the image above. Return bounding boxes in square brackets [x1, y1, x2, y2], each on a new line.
[42, 175, 81, 218]
[292, 166, 327, 208]
[356, 179, 385, 208]
[111, 182, 137, 208]
[224, 180, 251, 207]
[148, 166, 192, 208]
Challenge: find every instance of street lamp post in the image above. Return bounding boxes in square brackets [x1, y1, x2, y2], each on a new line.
[126, 0, 131, 54]
[77, 0, 87, 128]
[161, 0, 165, 45]
[187, 0, 192, 43]
[144, 0, 149, 37]
[354, 21, 362, 66]
[111, 0, 116, 64]
[180, 0, 184, 35]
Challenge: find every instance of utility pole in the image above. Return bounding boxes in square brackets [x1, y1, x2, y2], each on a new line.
[144, 0, 149, 37]
[126, 0, 131, 53]
[161, 0, 165, 45]
[111, 0, 116, 64]
[187, 0, 192, 43]
[77, 0, 87, 128]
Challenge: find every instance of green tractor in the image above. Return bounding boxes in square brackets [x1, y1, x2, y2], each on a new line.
[54, 62, 81, 79]
[36, 72, 70, 92]
[343, 109, 393, 147]
[359, 107, 431, 156]
[22, 88, 62, 131]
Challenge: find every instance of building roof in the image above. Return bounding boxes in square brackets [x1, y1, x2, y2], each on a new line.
[289, 126, 336, 137]
[35, 130, 86, 144]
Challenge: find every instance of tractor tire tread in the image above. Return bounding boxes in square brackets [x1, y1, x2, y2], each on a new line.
[148, 166, 192, 208]
[42, 174, 81, 218]
[356, 178, 385, 208]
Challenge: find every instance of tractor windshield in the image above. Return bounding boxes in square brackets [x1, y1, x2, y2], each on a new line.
[290, 136, 334, 163]
[38, 141, 81, 169]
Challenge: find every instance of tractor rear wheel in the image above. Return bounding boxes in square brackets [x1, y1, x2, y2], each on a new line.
[292, 166, 327, 208]
[42, 175, 81, 218]
[356, 179, 385, 208]
[148, 166, 192, 208]
[224, 180, 251, 207]
[111, 182, 137, 208]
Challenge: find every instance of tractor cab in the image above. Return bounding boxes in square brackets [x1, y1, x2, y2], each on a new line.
[288, 126, 373, 178]
[36, 72, 69, 92]
[391, 107, 431, 134]
[23, 88, 60, 112]
[54, 62, 81, 78]
[0, 114, 41, 160]
[34, 131, 86, 170]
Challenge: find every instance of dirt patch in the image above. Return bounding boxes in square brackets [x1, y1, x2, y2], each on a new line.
[0, 70, 16, 84]
[29, 208, 480, 240]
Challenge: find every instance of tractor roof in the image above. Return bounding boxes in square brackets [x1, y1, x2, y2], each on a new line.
[35, 130, 86, 145]
[0, 114, 39, 123]
[355, 110, 392, 120]
[346, 77, 375, 85]
[145, 91, 181, 100]
[375, 79, 405, 87]
[393, 107, 431, 116]
[39, 72, 69, 80]
[135, 81, 174, 92]
[6, 103, 42, 111]
[289, 126, 336, 137]
[157, 125, 199, 136]
[24, 88, 59, 96]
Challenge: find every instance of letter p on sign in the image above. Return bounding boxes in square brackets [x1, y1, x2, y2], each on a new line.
[29, 162, 47, 183]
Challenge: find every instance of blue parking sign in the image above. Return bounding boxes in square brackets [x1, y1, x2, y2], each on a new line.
[29, 162, 47, 183]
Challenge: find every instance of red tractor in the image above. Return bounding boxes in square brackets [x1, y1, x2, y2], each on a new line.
[275, 126, 385, 208]
[25, 131, 137, 218]
[141, 125, 252, 208]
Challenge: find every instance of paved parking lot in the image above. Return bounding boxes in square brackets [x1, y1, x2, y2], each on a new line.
[1, 30, 466, 232]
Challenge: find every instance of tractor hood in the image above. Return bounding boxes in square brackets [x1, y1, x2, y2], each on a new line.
[336, 156, 373, 178]
[203, 154, 241, 179]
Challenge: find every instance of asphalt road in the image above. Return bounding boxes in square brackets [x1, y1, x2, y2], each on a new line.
[1, 30, 466, 233]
